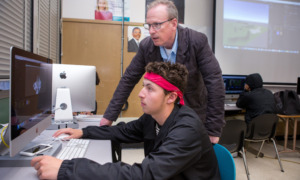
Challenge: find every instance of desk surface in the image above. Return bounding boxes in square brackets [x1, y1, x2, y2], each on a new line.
[0, 121, 112, 180]
[224, 104, 242, 111]
[277, 114, 300, 118]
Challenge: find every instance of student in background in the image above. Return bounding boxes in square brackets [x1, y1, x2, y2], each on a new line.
[95, 0, 113, 20]
[31, 62, 220, 180]
[236, 73, 276, 124]
[100, 0, 225, 144]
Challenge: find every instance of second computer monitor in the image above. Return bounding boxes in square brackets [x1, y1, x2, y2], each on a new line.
[223, 75, 247, 94]
[223, 74, 247, 102]
[52, 64, 96, 114]
[297, 77, 300, 95]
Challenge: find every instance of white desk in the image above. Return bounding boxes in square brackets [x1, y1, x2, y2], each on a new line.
[0, 121, 112, 180]
[277, 114, 300, 154]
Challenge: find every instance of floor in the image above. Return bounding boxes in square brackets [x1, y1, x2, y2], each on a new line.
[121, 139, 300, 180]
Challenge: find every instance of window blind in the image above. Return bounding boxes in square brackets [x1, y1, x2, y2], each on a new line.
[0, 0, 61, 78]
[0, 0, 32, 78]
[37, 0, 60, 63]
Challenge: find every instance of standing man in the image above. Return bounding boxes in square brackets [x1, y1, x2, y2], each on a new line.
[128, 27, 141, 52]
[101, 0, 225, 143]
[31, 62, 220, 179]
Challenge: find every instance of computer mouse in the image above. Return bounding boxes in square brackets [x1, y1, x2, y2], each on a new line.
[53, 134, 70, 141]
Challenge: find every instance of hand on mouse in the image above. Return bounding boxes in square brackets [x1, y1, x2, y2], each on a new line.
[53, 128, 83, 140]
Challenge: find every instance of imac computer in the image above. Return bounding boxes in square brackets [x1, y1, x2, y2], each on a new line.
[0, 47, 61, 167]
[50, 64, 96, 128]
[222, 74, 247, 104]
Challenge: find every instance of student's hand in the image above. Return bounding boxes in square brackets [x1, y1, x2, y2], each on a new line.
[52, 128, 83, 140]
[100, 117, 113, 126]
[209, 136, 220, 144]
[31, 155, 62, 180]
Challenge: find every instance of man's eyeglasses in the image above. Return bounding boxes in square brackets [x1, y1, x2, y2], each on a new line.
[144, 19, 173, 30]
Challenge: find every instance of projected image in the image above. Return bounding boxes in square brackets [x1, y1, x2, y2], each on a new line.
[224, 22, 268, 48]
[223, 0, 300, 53]
[223, 0, 269, 48]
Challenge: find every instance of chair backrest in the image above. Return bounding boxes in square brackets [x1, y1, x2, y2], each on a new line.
[245, 114, 278, 140]
[214, 144, 236, 180]
[219, 120, 246, 153]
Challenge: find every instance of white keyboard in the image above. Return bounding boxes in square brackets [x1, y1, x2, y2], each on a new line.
[56, 139, 90, 160]
[75, 115, 103, 122]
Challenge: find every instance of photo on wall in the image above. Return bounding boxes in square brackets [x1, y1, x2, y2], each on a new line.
[127, 26, 149, 52]
[94, 0, 130, 21]
[95, 0, 113, 20]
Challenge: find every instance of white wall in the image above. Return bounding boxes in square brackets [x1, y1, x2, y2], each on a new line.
[62, 0, 96, 19]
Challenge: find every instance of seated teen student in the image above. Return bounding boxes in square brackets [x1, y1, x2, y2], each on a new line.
[31, 62, 220, 180]
[236, 73, 276, 125]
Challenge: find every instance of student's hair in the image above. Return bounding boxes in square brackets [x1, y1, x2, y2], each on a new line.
[145, 61, 188, 100]
[147, 0, 178, 21]
[132, 27, 141, 33]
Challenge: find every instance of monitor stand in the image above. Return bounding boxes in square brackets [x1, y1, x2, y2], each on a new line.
[47, 118, 79, 130]
[0, 140, 62, 167]
[48, 88, 79, 130]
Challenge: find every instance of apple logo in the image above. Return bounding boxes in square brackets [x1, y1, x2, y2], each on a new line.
[60, 71, 67, 79]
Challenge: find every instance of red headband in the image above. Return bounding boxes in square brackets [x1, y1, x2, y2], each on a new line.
[144, 72, 184, 105]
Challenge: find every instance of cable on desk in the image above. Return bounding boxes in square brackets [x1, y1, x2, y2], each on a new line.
[1, 126, 9, 148]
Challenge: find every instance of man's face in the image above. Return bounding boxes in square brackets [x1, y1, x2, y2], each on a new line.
[139, 79, 168, 116]
[146, 5, 177, 49]
[244, 84, 250, 91]
[132, 28, 141, 40]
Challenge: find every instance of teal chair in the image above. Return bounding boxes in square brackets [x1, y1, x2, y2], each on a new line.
[214, 144, 236, 180]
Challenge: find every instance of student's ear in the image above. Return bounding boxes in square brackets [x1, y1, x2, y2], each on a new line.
[167, 92, 178, 104]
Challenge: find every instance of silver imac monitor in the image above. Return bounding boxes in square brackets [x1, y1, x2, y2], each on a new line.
[52, 64, 96, 120]
[8, 47, 53, 157]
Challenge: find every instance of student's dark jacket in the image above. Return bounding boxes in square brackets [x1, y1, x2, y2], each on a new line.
[236, 88, 276, 124]
[58, 105, 220, 180]
[104, 25, 225, 137]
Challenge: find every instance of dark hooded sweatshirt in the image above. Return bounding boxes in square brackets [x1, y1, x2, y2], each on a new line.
[236, 73, 276, 124]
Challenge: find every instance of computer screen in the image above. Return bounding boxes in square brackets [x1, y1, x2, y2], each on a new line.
[297, 77, 300, 95]
[223, 74, 247, 94]
[0, 79, 9, 125]
[52, 64, 96, 114]
[9, 47, 53, 157]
